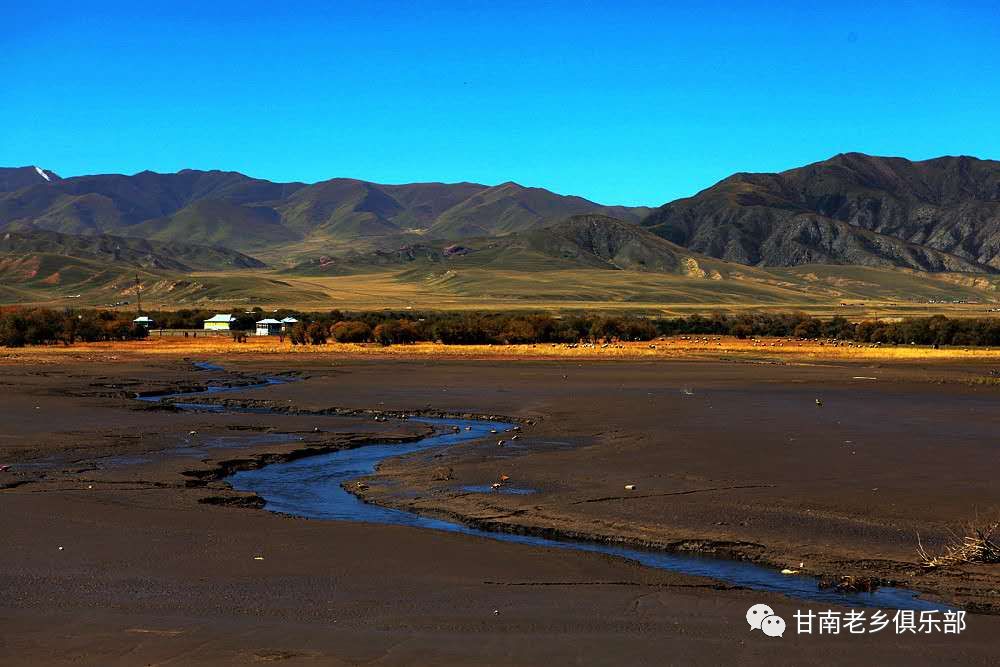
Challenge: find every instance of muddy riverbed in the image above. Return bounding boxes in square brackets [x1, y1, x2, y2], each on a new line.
[2, 351, 999, 664]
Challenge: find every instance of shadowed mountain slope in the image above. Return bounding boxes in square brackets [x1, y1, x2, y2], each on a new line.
[642, 153, 1000, 273]
[0, 228, 265, 272]
[288, 214, 728, 277]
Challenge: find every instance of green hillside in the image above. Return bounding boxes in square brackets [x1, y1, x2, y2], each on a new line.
[129, 200, 300, 251]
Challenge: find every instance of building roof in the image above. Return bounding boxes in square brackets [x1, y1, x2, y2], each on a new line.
[281, 317, 299, 323]
[133, 316, 154, 323]
[204, 314, 235, 323]
[256, 318, 283, 325]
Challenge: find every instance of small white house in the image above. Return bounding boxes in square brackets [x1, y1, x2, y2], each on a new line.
[255, 318, 283, 336]
[204, 314, 235, 331]
[133, 316, 154, 329]
[280, 316, 299, 331]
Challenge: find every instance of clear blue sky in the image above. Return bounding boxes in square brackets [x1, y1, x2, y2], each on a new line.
[2, 1, 998, 206]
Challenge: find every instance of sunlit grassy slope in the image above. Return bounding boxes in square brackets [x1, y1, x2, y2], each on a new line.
[8, 258, 999, 319]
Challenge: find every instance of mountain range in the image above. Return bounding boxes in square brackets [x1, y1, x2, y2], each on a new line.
[0, 168, 649, 254]
[2, 153, 1000, 307]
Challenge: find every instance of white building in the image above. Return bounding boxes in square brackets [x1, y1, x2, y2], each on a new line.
[133, 315, 154, 329]
[281, 316, 299, 331]
[255, 318, 283, 336]
[203, 314, 235, 331]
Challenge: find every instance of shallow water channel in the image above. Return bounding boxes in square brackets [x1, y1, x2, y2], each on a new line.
[147, 363, 949, 611]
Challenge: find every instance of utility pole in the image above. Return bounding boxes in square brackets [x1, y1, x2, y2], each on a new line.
[135, 273, 143, 315]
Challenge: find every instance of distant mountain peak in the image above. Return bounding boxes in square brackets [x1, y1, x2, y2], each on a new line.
[0, 165, 61, 193]
[495, 180, 546, 193]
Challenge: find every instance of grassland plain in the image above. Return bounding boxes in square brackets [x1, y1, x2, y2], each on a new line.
[11, 262, 1000, 320]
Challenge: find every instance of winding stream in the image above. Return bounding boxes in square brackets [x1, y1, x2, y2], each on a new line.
[147, 363, 949, 611]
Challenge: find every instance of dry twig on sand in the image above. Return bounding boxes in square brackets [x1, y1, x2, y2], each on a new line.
[917, 520, 1000, 569]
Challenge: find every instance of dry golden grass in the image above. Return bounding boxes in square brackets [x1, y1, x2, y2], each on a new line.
[80, 265, 998, 318]
[6, 335, 1000, 364]
[918, 520, 1000, 569]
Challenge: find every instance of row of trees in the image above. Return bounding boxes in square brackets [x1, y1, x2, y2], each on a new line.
[0, 308, 149, 346]
[5, 307, 1000, 348]
[282, 312, 1000, 347]
[281, 313, 659, 346]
